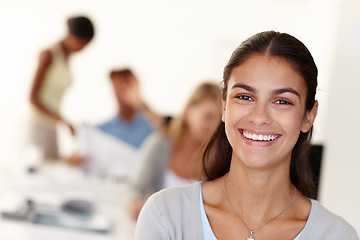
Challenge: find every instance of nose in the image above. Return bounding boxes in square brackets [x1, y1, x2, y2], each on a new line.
[248, 102, 272, 126]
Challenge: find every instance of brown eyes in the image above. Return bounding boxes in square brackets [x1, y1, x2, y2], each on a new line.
[236, 94, 253, 101]
[274, 99, 293, 105]
[235, 95, 294, 106]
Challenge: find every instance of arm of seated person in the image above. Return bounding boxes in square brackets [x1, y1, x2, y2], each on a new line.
[140, 103, 164, 129]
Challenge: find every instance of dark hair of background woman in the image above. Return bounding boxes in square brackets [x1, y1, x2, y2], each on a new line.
[67, 16, 95, 40]
[202, 30, 318, 198]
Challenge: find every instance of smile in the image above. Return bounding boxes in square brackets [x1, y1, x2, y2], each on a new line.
[241, 130, 280, 142]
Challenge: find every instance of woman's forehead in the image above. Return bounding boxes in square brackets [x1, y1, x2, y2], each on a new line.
[229, 55, 305, 89]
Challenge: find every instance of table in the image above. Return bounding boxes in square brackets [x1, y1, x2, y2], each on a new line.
[0, 162, 136, 240]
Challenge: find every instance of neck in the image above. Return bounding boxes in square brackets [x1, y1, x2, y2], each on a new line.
[60, 40, 71, 57]
[225, 163, 295, 225]
[119, 107, 136, 122]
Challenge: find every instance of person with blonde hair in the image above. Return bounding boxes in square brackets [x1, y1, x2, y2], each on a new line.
[127, 82, 222, 220]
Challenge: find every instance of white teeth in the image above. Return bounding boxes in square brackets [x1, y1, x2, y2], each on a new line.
[242, 130, 279, 141]
[251, 133, 257, 140]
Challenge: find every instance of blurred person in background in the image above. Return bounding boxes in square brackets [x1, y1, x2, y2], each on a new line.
[127, 82, 222, 221]
[25, 16, 94, 161]
[66, 68, 164, 166]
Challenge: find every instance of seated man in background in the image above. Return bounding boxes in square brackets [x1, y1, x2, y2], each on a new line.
[66, 68, 164, 177]
[97, 68, 162, 148]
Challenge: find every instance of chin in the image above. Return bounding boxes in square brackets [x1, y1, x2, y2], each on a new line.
[236, 151, 277, 169]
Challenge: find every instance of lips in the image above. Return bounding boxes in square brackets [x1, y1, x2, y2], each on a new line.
[241, 130, 280, 142]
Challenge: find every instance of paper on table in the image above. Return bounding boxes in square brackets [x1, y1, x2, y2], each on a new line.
[76, 124, 139, 179]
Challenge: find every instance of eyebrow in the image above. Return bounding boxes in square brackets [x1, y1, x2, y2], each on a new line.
[231, 83, 300, 97]
[273, 88, 300, 97]
[231, 83, 256, 92]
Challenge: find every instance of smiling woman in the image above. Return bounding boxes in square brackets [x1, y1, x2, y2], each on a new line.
[134, 31, 359, 240]
[222, 54, 312, 173]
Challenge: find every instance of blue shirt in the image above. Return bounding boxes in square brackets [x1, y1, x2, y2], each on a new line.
[96, 113, 154, 149]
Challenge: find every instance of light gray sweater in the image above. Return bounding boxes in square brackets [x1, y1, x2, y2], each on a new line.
[135, 182, 359, 240]
[127, 132, 173, 199]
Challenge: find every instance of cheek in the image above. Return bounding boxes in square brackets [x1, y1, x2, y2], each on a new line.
[224, 103, 246, 126]
[188, 112, 217, 138]
[73, 41, 88, 51]
[277, 111, 305, 136]
[189, 102, 220, 129]
[193, 113, 211, 131]
[186, 110, 201, 131]
[114, 87, 124, 100]
[223, 104, 246, 144]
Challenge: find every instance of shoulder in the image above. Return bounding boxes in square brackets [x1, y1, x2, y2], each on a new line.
[97, 116, 119, 128]
[38, 49, 53, 65]
[136, 182, 203, 238]
[301, 199, 358, 239]
[311, 199, 356, 231]
[147, 181, 201, 207]
[140, 131, 172, 153]
[136, 111, 152, 123]
[40, 43, 62, 59]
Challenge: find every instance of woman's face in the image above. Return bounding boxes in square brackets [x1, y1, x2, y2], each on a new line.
[67, 34, 91, 52]
[186, 98, 221, 142]
[223, 54, 317, 170]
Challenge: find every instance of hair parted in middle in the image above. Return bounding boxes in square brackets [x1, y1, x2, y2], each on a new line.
[202, 30, 318, 198]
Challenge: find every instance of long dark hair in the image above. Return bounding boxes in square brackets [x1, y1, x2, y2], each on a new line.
[202, 31, 318, 198]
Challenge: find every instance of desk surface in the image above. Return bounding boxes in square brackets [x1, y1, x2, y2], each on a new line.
[0, 220, 132, 240]
[0, 162, 136, 240]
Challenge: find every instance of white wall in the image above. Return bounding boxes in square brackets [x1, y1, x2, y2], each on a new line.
[318, 0, 360, 234]
[0, 0, 340, 161]
[1, 0, 358, 232]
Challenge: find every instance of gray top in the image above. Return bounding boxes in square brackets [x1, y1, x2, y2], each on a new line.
[127, 132, 173, 199]
[135, 182, 359, 240]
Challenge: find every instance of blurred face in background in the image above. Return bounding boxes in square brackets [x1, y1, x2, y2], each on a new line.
[111, 73, 140, 110]
[66, 33, 91, 52]
[185, 98, 221, 141]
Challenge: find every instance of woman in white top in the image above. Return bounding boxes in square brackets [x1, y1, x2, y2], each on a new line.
[135, 31, 359, 239]
[26, 16, 94, 159]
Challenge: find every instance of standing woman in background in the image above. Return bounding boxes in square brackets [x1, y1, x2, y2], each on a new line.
[26, 16, 94, 160]
[135, 31, 359, 239]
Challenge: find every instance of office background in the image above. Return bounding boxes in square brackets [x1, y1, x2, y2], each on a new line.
[0, 0, 359, 234]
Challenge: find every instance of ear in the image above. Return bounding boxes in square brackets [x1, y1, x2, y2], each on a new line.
[301, 101, 318, 133]
[221, 100, 226, 123]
